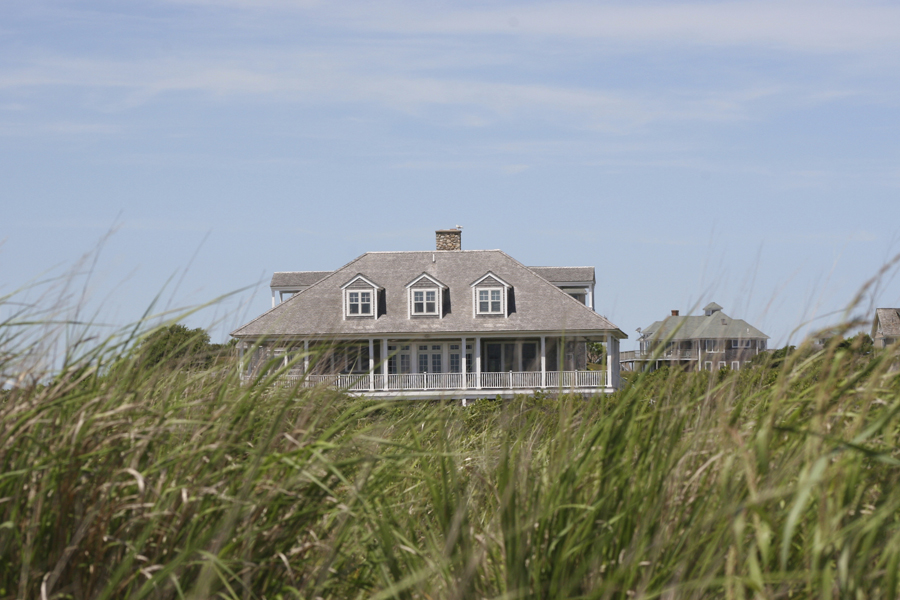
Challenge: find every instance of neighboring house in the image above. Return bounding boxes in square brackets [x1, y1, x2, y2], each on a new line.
[620, 303, 768, 372]
[232, 229, 625, 399]
[872, 308, 900, 349]
[809, 327, 844, 351]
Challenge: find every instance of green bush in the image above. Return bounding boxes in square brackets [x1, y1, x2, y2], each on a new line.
[135, 323, 224, 370]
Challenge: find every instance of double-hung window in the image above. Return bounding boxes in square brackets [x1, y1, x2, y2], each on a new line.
[413, 290, 438, 315]
[477, 288, 503, 314]
[348, 291, 372, 315]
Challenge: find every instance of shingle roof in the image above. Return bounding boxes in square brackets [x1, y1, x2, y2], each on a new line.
[642, 307, 767, 341]
[528, 266, 595, 283]
[271, 271, 332, 288]
[874, 308, 900, 337]
[234, 251, 622, 338]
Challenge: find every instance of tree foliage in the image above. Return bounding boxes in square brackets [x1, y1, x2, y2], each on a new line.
[137, 323, 216, 369]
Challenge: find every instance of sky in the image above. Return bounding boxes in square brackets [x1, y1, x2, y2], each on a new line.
[2, 0, 900, 349]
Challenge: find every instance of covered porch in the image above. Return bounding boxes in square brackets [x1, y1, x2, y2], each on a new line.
[239, 334, 621, 398]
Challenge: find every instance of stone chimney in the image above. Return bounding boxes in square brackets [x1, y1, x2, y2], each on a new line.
[436, 228, 462, 251]
[671, 310, 679, 316]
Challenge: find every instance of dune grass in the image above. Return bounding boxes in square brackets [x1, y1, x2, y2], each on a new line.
[3, 312, 900, 599]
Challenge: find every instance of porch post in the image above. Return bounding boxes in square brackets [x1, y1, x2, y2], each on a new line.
[475, 337, 482, 390]
[238, 343, 245, 379]
[540, 335, 546, 388]
[368, 338, 374, 391]
[381, 339, 388, 391]
[612, 336, 620, 390]
[411, 343, 418, 374]
[303, 340, 309, 374]
[461, 336, 467, 389]
[606, 334, 612, 390]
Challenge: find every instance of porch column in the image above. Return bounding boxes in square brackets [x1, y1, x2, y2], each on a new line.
[271, 290, 276, 308]
[368, 338, 374, 391]
[381, 339, 389, 391]
[475, 337, 482, 390]
[612, 337, 620, 390]
[606, 334, 612, 390]
[238, 343, 245, 378]
[411, 343, 418, 374]
[303, 340, 309, 374]
[540, 336, 546, 388]
[461, 337, 467, 389]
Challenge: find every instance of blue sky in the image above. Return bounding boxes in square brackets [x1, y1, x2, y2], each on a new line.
[2, 0, 899, 347]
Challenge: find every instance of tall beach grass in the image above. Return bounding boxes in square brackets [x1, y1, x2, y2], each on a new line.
[3, 293, 900, 598]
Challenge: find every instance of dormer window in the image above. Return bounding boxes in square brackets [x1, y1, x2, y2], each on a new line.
[471, 271, 511, 318]
[341, 274, 382, 319]
[348, 291, 372, 315]
[413, 289, 438, 314]
[478, 289, 503, 314]
[406, 273, 447, 319]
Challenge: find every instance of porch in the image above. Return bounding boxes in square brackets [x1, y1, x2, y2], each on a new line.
[239, 334, 621, 398]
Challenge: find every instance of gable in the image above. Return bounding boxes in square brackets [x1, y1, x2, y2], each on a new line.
[340, 274, 382, 290]
[406, 273, 447, 289]
[471, 272, 510, 288]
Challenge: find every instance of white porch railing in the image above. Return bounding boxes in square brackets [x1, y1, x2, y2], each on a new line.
[268, 370, 607, 392]
[480, 371, 543, 389]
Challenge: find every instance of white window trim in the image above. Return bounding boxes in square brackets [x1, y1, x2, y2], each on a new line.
[731, 339, 752, 349]
[410, 287, 441, 317]
[705, 339, 723, 353]
[475, 287, 505, 315]
[345, 289, 374, 317]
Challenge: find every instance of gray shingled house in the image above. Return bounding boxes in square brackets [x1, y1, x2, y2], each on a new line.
[621, 302, 768, 372]
[231, 229, 626, 399]
[872, 308, 900, 349]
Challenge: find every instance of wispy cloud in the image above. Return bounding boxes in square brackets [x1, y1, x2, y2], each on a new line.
[150, 0, 900, 55]
[0, 52, 784, 132]
[0, 119, 121, 137]
[1, 1, 896, 140]
[325, 1, 900, 54]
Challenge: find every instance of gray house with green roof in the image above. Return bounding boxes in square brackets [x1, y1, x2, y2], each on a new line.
[232, 229, 626, 399]
[621, 303, 768, 372]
